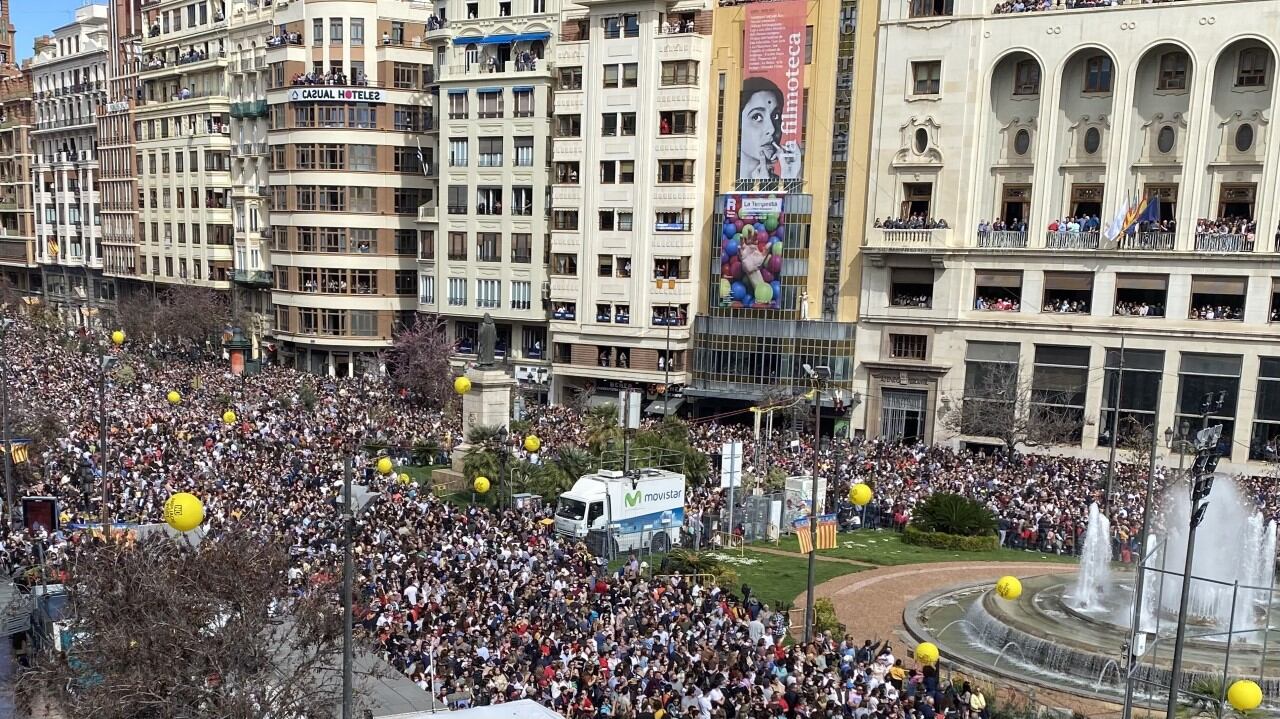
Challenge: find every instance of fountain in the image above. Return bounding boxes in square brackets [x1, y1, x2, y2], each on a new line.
[1069, 503, 1111, 611]
[909, 476, 1280, 708]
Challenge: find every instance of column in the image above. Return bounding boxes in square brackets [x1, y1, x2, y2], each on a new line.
[1102, 52, 1139, 228]
[1173, 59, 1216, 251]
[1029, 52, 1064, 247]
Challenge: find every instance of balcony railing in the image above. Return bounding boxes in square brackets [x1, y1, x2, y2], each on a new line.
[233, 269, 273, 285]
[1194, 233, 1254, 253]
[875, 229, 937, 245]
[1117, 232, 1175, 251]
[1044, 230, 1099, 250]
[976, 230, 1027, 248]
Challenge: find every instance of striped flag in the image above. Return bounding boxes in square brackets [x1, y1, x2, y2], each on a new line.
[2, 439, 30, 464]
[793, 516, 813, 554]
[816, 513, 838, 550]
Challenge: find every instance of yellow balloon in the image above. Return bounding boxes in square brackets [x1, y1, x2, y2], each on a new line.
[110, 329, 126, 346]
[1228, 680, 1263, 711]
[398, 472, 412, 486]
[167, 390, 181, 405]
[473, 476, 490, 494]
[914, 642, 939, 665]
[849, 483, 873, 507]
[222, 410, 237, 425]
[163, 492, 205, 532]
[524, 435, 541, 453]
[996, 575, 1023, 600]
[376, 457, 393, 475]
[454, 376, 472, 395]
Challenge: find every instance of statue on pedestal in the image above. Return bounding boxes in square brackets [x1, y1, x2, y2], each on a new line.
[477, 313, 497, 368]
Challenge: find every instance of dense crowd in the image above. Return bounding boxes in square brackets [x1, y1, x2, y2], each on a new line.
[874, 216, 950, 231]
[972, 296, 1019, 311]
[1188, 304, 1242, 321]
[1042, 298, 1088, 314]
[1, 312, 1275, 717]
[1114, 300, 1165, 317]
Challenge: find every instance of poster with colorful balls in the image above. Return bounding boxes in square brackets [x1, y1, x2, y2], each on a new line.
[717, 193, 787, 310]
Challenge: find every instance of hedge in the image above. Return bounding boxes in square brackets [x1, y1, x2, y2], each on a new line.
[903, 524, 1000, 552]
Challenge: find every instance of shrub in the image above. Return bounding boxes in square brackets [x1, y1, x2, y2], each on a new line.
[912, 492, 997, 536]
[903, 525, 999, 552]
[664, 549, 740, 591]
[813, 597, 846, 637]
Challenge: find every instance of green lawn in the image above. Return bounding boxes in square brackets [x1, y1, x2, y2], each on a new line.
[729, 549, 866, 611]
[398, 464, 445, 486]
[764, 530, 1079, 566]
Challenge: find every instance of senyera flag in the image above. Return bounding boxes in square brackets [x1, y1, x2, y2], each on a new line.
[737, 0, 806, 182]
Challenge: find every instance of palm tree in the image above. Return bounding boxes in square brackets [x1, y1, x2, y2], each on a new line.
[584, 404, 621, 454]
[553, 446, 596, 482]
[462, 424, 505, 482]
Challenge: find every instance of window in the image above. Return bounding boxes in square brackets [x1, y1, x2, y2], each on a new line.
[447, 186, 468, 214]
[603, 64, 637, 88]
[555, 161, 580, 184]
[890, 268, 934, 308]
[1041, 272, 1092, 314]
[602, 113, 618, 136]
[597, 255, 613, 276]
[600, 161, 617, 184]
[1237, 48, 1268, 88]
[1252, 358, 1280, 459]
[1189, 276, 1247, 321]
[448, 92, 468, 120]
[1114, 274, 1167, 316]
[395, 146, 429, 174]
[352, 311, 377, 337]
[657, 160, 694, 183]
[329, 18, 343, 43]
[448, 277, 467, 306]
[1158, 51, 1189, 91]
[477, 90, 503, 119]
[603, 64, 619, 88]
[511, 280, 532, 310]
[623, 64, 638, 87]
[512, 233, 532, 263]
[318, 186, 344, 211]
[1084, 55, 1113, 93]
[1013, 60, 1040, 96]
[961, 341, 1020, 438]
[661, 61, 697, 86]
[320, 144, 345, 170]
[478, 137, 502, 167]
[511, 186, 533, 216]
[395, 230, 417, 255]
[659, 111, 696, 135]
[1099, 348, 1164, 448]
[418, 230, 435, 259]
[556, 114, 581, 137]
[909, 0, 953, 17]
[312, 18, 323, 45]
[619, 161, 635, 183]
[296, 186, 316, 211]
[448, 232, 467, 260]
[553, 210, 578, 230]
[477, 279, 500, 308]
[395, 188, 430, 214]
[623, 13, 639, 37]
[1176, 353, 1241, 451]
[295, 144, 317, 169]
[513, 137, 534, 166]
[449, 138, 469, 167]
[912, 61, 941, 95]
[419, 275, 435, 305]
[478, 232, 500, 261]
[351, 18, 364, 45]
[889, 334, 927, 361]
[350, 186, 376, 213]
[551, 253, 578, 275]
[513, 89, 534, 118]
[558, 66, 583, 90]
[973, 270, 1022, 311]
[476, 187, 502, 215]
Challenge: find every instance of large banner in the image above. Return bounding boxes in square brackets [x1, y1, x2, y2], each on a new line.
[718, 193, 786, 309]
[737, 0, 806, 182]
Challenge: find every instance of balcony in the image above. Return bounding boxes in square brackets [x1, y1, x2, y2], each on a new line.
[1116, 232, 1175, 251]
[867, 228, 951, 247]
[233, 269, 273, 286]
[439, 59, 550, 82]
[976, 230, 1027, 248]
[1194, 233, 1254, 253]
[1044, 231, 1099, 250]
[417, 204, 439, 223]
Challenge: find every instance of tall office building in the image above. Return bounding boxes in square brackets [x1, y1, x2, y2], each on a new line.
[135, 0, 235, 290]
[422, 0, 558, 398]
[545, 2, 710, 410]
[264, 0, 434, 375]
[687, 0, 876, 432]
[98, 0, 145, 282]
[227, 0, 273, 356]
[0, 64, 36, 296]
[0, 0, 13, 66]
[854, 0, 1280, 469]
[31, 4, 115, 326]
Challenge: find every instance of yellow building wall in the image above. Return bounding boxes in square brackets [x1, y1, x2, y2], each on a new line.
[702, 0, 877, 322]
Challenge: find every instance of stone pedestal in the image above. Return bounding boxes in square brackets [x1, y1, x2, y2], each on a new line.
[437, 367, 516, 488]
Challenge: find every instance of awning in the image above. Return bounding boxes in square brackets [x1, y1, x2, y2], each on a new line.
[1043, 272, 1093, 291]
[476, 87, 501, 94]
[511, 85, 534, 92]
[452, 36, 484, 45]
[1115, 273, 1167, 290]
[1191, 276, 1247, 295]
[446, 88, 467, 95]
[646, 398, 685, 416]
[456, 31, 551, 46]
[975, 270, 1022, 287]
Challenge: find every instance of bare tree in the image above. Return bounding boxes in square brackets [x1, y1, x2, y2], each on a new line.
[386, 314, 457, 409]
[942, 361, 1082, 451]
[16, 532, 371, 719]
[114, 286, 230, 348]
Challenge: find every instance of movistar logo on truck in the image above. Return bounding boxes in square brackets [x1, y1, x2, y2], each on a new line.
[624, 489, 682, 508]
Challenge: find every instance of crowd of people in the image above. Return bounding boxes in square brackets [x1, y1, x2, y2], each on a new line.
[292, 69, 366, 86]
[992, 0, 1181, 13]
[973, 296, 1019, 311]
[975, 218, 1027, 237]
[1042, 298, 1088, 314]
[2, 311, 1277, 717]
[1113, 300, 1165, 317]
[874, 216, 950, 231]
[1188, 304, 1243, 321]
[891, 294, 931, 308]
[1045, 216, 1101, 234]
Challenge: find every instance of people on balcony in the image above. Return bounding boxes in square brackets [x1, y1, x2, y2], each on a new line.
[266, 32, 303, 47]
[427, 15, 446, 30]
[993, 0, 1132, 14]
[1044, 299, 1089, 314]
[892, 294, 930, 307]
[1115, 301, 1164, 317]
[1196, 216, 1255, 238]
[975, 296, 1019, 311]
[1046, 215, 1101, 234]
[292, 70, 352, 86]
[514, 50, 538, 72]
[875, 214, 948, 230]
[1190, 305, 1242, 321]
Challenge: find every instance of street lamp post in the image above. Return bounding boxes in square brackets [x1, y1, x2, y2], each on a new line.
[0, 318, 16, 530]
[801, 363, 830, 644]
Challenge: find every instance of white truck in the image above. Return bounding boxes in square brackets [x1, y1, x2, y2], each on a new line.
[554, 468, 686, 555]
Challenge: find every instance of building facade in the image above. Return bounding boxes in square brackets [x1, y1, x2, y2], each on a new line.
[265, 0, 433, 376]
[545, 0, 710, 410]
[135, 0, 235, 292]
[0, 64, 37, 296]
[423, 0, 558, 399]
[98, 0, 144, 284]
[31, 5, 115, 326]
[687, 0, 876, 431]
[855, 0, 1280, 469]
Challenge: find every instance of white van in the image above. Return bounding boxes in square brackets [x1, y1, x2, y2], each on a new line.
[554, 468, 686, 554]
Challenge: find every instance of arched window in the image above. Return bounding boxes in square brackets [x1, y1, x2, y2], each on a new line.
[1237, 47, 1268, 88]
[1013, 59, 1040, 96]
